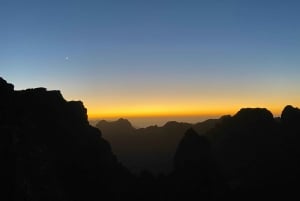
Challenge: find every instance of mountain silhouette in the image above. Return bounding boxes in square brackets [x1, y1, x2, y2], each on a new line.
[174, 128, 210, 170]
[166, 128, 226, 200]
[207, 107, 300, 200]
[0, 77, 135, 201]
[2, 76, 300, 201]
[96, 118, 218, 173]
[281, 105, 300, 129]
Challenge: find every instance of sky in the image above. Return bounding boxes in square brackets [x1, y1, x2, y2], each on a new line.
[1, 0, 300, 126]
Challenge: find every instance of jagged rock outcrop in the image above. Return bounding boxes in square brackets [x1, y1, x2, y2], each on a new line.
[0, 77, 134, 201]
[209, 107, 300, 200]
[168, 128, 222, 201]
[281, 105, 300, 129]
[174, 128, 210, 170]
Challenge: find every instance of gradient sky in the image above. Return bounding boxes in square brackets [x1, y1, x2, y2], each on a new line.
[1, 0, 300, 124]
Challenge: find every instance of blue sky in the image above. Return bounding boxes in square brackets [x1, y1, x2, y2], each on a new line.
[1, 0, 300, 122]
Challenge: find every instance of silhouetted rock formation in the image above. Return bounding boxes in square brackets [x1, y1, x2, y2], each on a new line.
[170, 128, 212, 200]
[96, 119, 218, 173]
[0, 78, 15, 201]
[209, 107, 300, 200]
[97, 118, 135, 134]
[281, 105, 300, 128]
[174, 128, 210, 170]
[0, 77, 134, 201]
[3, 77, 300, 201]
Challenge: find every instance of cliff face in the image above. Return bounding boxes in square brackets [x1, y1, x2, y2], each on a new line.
[0, 77, 132, 201]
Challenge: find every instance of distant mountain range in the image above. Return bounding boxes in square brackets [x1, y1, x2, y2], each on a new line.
[96, 118, 219, 173]
[2, 76, 300, 201]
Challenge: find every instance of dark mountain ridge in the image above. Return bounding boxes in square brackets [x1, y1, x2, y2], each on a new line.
[0, 77, 135, 201]
[96, 117, 219, 173]
[2, 76, 300, 201]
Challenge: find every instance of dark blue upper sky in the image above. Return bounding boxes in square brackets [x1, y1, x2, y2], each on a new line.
[1, 0, 300, 119]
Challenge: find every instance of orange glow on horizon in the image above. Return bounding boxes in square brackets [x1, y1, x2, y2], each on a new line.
[61, 78, 300, 121]
[87, 105, 285, 119]
[65, 88, 299, 121]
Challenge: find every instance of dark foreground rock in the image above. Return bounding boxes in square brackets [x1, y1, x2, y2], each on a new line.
[0, 77, 135, 201]
[2, 77, 300, 201]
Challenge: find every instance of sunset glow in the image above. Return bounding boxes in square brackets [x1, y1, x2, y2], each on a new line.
[1, 1, 300, 126]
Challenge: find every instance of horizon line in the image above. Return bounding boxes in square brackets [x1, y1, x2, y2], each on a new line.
[87, 109, 283, 120]
[86, 105, 290, 120]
